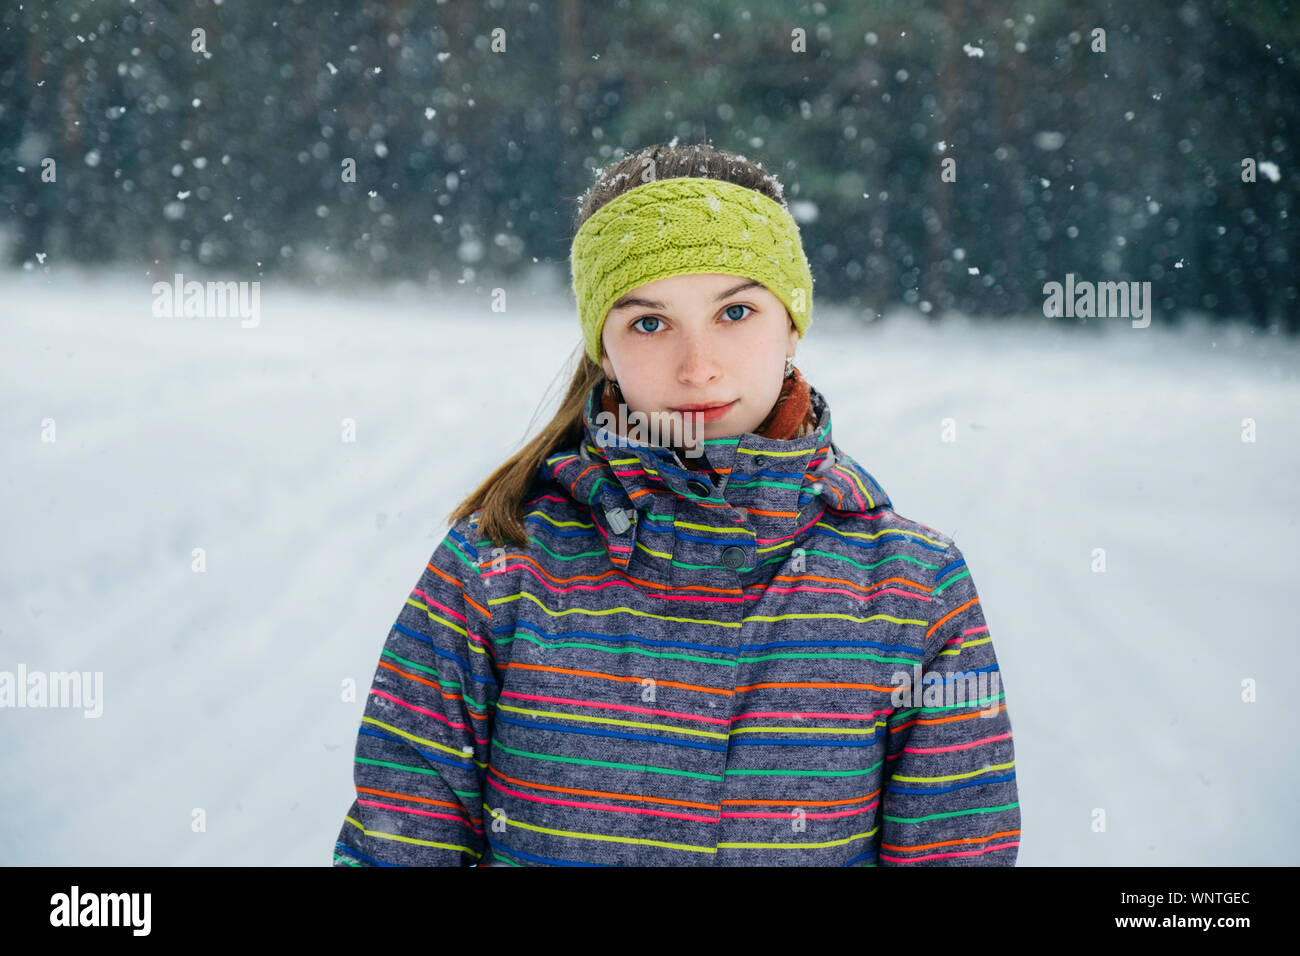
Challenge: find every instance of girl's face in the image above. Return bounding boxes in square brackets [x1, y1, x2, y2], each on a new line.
[599, 272, 799, 450]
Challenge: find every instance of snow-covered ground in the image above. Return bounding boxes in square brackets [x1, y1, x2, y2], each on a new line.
[2, 265, 1297, 865]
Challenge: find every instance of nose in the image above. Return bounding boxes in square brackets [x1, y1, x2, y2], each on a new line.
[675, 330, 722, 385]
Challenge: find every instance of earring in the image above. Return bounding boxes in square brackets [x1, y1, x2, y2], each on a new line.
[605, 377, 623, 400]
[784, 356, 795, 379]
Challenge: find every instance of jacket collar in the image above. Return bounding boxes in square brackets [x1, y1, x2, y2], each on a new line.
[543, 380, 892, 576]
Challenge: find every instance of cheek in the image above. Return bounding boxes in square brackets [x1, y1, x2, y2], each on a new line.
[619, 369, 663, 405]
[750, 313, 788, 342]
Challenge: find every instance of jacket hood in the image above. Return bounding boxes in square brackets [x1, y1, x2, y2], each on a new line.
[541, 380, 892, 581]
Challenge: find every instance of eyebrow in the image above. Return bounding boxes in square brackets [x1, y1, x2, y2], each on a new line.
[608, 280, 765, 313]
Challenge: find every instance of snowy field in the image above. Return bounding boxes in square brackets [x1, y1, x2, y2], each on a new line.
[2, 265, 1297, 866]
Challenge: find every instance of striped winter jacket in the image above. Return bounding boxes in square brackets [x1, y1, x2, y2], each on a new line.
[333, 381, 1020, 866]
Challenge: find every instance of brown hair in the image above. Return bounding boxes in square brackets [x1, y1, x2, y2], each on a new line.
[445, 141, 794, 548]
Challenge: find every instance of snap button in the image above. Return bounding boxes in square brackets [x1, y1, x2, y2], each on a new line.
[752, 455, 767, 467]
[721, 546, 746, 570]
[686, 479, 711, 497]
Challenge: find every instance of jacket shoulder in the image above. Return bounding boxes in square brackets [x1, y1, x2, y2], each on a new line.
[874, 504, 958, 553]
[523, 462, 592, 515]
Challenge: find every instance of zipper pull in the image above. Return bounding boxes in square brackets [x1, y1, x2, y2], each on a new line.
[605, 506, 635, 535]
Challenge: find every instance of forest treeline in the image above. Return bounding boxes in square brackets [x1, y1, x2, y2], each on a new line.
[1, 0, 1296, 330]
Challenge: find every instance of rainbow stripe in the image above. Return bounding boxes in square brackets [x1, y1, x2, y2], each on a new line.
[333, 383, 1019, 866]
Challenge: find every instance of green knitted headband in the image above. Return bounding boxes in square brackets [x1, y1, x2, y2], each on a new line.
[570, 176, 814, 364]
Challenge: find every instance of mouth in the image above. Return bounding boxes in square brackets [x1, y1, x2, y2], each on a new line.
[672, 400, 737, 422]
[673, 401, 736, 411]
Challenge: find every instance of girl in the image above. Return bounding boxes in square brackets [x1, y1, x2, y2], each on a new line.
[332, 142, 1020, 867]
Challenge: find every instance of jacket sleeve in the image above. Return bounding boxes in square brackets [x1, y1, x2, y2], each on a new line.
[332, 516, 499, 866]
[877, 541, 1021, 865]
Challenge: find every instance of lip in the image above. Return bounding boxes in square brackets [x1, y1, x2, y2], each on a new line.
[672, 400, 737, 423]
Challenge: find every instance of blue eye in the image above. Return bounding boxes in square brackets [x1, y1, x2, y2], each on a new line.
[630, 304, 754, 336]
